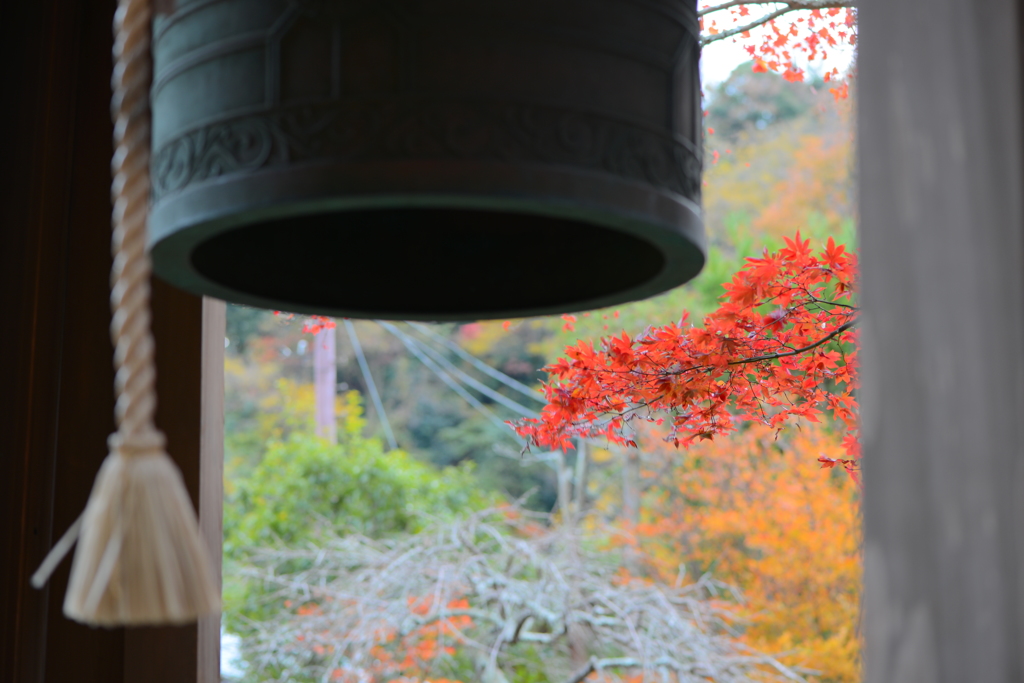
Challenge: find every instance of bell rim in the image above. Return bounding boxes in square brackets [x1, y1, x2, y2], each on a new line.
[148, 160, 705, 322]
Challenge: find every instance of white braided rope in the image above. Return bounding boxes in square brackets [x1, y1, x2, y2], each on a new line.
[110, 0, 162, 455]
[32, 0, 219, 625]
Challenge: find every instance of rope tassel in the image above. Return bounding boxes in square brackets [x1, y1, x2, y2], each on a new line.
[31, 0, 219, 626]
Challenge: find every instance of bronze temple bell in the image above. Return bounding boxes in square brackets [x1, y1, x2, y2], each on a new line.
[149, 0, 705, 321]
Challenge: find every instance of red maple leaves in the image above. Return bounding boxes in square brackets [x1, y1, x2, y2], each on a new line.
[514, 233, 860, 478]
[273, 311, 336, 335]
[701, 4, 857, 99]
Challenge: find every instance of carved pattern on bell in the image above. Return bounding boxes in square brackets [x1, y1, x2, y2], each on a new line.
[152, 103, 702, 202]
[148, 0, 705, 319]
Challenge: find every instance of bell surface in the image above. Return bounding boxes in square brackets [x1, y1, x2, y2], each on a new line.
[149, 0, 704, 321]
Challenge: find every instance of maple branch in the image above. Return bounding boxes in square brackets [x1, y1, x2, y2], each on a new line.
[640, 314, 856, 378]
[744, 374, 773, 424]
[804, 291, 857, 309]
[727, 318, 856, 365]
[544, 313, 855, 409]
[699, 0, 853, 14]
[701, 5, 790, 46]
[699, 1, 855, 46]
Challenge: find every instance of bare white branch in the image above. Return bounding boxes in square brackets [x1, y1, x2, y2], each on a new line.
[230, 508, 806, 682]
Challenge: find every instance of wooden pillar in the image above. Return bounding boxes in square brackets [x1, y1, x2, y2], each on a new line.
[124, 288, 223, 683]
[860, 0, 1024, 680]
[0, 1, 223, 682]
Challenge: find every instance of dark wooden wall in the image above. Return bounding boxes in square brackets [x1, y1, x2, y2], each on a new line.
[0, 2, 224, 682]
[860, 0, 1024, 681]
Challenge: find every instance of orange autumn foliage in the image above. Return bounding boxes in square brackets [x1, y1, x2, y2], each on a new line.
[637, 423, 861, 682]
[319, 597, 473, 683]
[754, 134, 854, 239]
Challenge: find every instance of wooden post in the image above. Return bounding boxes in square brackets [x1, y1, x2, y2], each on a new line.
[197, 299, 225, 683]
[123, 286, 223, 683]
[860, 0, 1024, 680]
[314, 325, 337, 443]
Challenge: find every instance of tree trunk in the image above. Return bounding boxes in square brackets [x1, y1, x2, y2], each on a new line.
[557, 450, 572, 519]
[573, 441, 589, 522]
[621, 448, 640, 528]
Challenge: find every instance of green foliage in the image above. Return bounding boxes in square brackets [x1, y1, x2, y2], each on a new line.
[422, 414, 557, 511]
[224, 313, 559, 511]
[223, 392, 496, 641]
[225, 394, 492, 552]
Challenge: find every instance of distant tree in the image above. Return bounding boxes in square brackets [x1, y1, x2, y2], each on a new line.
[706, 64, 820, 139]
[236, 507, 809, 683]
[637, 422, 862, 681]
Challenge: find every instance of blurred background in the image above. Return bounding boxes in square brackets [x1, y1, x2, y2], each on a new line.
[220, 48, 860, 683]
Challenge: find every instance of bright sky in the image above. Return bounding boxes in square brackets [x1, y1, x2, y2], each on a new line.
[700, 24, 857, 87]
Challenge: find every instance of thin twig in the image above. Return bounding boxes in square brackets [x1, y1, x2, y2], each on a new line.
[232, 508, 805, 682]
[727, 318, 856, 365]
[699, 1, 854, 46]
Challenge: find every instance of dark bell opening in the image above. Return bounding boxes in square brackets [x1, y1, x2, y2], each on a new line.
[190, 208, 665, 319]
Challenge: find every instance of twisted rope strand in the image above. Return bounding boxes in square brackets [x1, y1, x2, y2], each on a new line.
[34, 0, 219, 623]
[110, 0, 160, 452]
